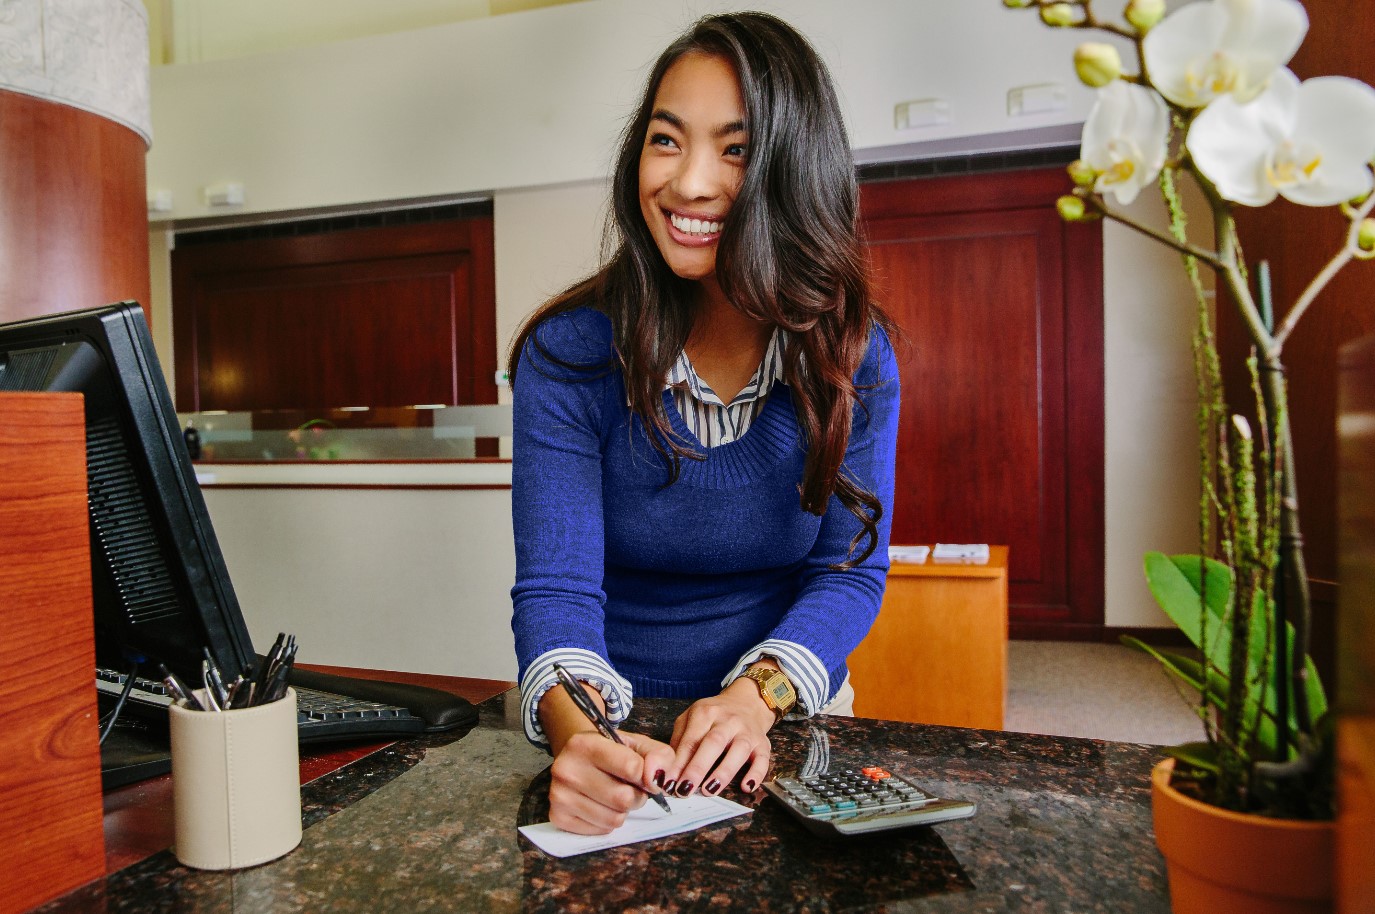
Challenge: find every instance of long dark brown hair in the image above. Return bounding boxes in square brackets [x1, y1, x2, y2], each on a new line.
[509, 11, 894, 564]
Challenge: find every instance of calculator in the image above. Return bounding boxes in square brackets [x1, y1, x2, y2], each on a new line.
[763, 765, 976, 836]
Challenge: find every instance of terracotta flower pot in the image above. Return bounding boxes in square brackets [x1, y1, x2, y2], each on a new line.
[1151, 758, 1335, 914]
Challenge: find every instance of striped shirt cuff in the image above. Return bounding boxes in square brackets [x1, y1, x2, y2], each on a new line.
[520, 648, 634, 749]
[721, 639, 830, 719]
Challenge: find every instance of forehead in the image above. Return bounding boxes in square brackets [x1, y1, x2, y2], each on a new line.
[652, 52, 745, 125]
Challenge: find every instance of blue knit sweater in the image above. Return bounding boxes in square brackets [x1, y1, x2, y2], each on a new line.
[510, 307, 899, 705]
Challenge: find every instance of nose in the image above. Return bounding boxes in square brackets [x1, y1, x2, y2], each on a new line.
[671, 146, 723, 202]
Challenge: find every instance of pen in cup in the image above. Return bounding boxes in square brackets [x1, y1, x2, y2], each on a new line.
[552, 662, 671, 814]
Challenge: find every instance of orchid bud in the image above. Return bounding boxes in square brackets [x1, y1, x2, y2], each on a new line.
[1358, 218, 1375, 252]
[1074, 43, 1122, 88]
[1056, 195, 1087, 222]
[1002, 0, 1034, 7]
[1067, 159, 1098, 188]
[1040, 3, 1077, 27]
[1124, 0, 1166, 32]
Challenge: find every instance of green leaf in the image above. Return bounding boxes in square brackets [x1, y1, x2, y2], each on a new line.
[1167, 742, 1219, 774]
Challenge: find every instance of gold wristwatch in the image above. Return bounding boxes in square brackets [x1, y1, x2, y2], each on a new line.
[737, 666, 797, 721]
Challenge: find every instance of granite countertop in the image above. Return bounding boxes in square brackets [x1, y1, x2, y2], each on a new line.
[40, 691, 1170, 913]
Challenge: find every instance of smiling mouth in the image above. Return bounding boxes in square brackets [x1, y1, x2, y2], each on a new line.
[669, 212, 724, 236]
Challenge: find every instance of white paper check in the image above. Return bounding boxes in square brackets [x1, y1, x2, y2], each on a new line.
[518, 793, 752, 858]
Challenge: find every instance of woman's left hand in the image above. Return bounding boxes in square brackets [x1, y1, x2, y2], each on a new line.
[666, 678, 774, 798]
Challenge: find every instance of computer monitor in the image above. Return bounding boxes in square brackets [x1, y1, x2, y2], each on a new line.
[0, 301, 254, 684]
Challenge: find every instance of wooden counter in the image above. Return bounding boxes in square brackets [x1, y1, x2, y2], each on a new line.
[849, 546, 1009, 729]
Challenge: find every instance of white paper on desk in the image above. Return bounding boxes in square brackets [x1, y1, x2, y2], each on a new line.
[518, 794, 752, 858]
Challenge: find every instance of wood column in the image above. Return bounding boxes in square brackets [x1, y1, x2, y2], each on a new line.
[0, 88, 150, 324]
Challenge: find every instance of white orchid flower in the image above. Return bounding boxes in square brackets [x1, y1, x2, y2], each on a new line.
[1081, 81, 1171, 205]
[1188, 68, 1375, 207]
[1143, 0, 1308, 108]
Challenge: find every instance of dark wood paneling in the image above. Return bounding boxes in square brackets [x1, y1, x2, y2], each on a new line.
[0, 90, 150, 324]
[862, 169, 1105, 632]
[1220, 0, 1375, 690]
[172, 219, 497, 412]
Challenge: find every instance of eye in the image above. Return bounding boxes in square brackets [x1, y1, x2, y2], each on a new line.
[724, 142, 748, 159]
[648, 133, 678, 149]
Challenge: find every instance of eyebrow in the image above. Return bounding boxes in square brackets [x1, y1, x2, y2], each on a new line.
[650, 109, 747, 138]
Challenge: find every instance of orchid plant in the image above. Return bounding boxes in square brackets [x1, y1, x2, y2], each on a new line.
[1007, 0, 1375, 819]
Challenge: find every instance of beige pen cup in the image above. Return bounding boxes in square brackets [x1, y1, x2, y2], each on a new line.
[169, 687, 303, 870]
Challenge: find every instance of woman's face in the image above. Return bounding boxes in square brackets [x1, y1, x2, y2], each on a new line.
[638, 52, 748, 283]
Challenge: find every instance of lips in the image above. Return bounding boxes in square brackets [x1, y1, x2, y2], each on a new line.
[665, 209, 725, 247]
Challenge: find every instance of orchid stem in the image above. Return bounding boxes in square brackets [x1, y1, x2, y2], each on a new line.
[1088, 198, 1224, 267]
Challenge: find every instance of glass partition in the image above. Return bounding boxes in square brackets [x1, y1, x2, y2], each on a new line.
[176, 404, 512, 462]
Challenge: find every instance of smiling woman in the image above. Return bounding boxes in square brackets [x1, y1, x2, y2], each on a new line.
[504, 11, 900, 838]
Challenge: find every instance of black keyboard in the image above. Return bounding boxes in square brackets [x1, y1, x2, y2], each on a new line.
[96, 668, 426, 743]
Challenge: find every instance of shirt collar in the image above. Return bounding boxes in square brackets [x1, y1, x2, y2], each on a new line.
[666, 328, 787, 407]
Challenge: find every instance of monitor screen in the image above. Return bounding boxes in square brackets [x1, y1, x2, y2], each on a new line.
[0, 302, 254, 683]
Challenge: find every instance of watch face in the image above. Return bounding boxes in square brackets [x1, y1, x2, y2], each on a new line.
[767, 680, 791, 703]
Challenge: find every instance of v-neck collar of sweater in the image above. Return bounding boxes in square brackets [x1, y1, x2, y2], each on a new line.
[657, 383, 802, 486]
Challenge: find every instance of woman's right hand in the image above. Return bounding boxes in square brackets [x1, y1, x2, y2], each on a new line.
[548, 729, 676, 835]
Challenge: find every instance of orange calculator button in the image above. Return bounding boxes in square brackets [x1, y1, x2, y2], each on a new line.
[860, 766, 891, 780]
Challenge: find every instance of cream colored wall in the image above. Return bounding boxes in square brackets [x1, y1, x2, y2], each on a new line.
[493, 179, 610, 387]
[201, 487, 517, 680]
[144, 0, 1094, 221]
[145, 0, 1194, 680]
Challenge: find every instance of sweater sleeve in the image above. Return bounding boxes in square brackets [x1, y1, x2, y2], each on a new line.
[763, 324, 901, 705]
[509, 310, 634, 733]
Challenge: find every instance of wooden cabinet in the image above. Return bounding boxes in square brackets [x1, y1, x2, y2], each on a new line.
[0, 393, 105, 912]
[171, 214, 497, 414]
[848, 546, 1008, 729]
[861, 170, 1103, 639]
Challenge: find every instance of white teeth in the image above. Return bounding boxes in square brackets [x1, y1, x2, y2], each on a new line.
[670, 213, 722, 235]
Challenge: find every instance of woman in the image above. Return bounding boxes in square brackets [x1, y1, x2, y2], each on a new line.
[509, 11, 899, 836]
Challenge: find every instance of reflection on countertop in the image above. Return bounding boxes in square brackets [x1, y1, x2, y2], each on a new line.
[39, 690, 1170, 913]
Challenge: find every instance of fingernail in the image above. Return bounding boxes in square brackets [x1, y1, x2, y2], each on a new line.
[743, 779, 756, 792]
[704, 779, 720, 795]
[653, 770, 665, 788]
[662, 779, 676, 793]
[676, 781, 694, 797]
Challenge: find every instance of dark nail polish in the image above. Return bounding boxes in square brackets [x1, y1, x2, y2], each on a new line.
[662, 779, 676, 794]
[743, 779, 756, 792]
[705, 779, 720, 795]
[676, 781, 694, 797]
[653, 770, 665, 788]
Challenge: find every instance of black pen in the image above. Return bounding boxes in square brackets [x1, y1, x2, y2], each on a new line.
[553, 663, 671, 814]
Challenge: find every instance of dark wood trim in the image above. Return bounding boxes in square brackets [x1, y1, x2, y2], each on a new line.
[294, 665, 513, 704]
[860, 167, 1074, 220]
[1063, 216, 1107, 630]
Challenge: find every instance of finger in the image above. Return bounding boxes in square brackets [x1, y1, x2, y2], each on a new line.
[736, 744, 772, 794]
[620, 731, 677, 793]
[674, 727, 735, 797]
[548, 783, 630, 835]
[701, 736, 761, 796]
[553, 733, 647, 812]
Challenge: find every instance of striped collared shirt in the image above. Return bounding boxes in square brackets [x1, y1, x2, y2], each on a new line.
[520, 327, 834, 747]
[666, 327, 787, 446]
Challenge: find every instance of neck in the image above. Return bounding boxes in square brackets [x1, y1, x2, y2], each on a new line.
[688, 278, 771, 352]
[682, 279, 775, 403]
